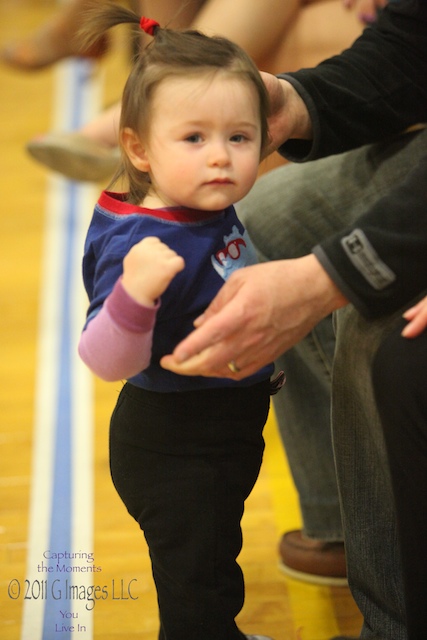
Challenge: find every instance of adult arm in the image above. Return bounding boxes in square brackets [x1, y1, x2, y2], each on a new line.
[314, 156, 427, 319]
[160, 255, 348, 379]
[280, 0, 427, 317]
[280, 0, 427, 161]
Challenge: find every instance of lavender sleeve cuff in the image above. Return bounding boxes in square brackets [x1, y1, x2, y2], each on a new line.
[78, 279, 160, 382]
[106, 278, 159, 332]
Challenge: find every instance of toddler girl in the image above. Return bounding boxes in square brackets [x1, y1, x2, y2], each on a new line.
[78, 5, 282, 639]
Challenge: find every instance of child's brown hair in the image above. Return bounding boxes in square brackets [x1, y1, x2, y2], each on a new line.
[81, 3, 270, 204]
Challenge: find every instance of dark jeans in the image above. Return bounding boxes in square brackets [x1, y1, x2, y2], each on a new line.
[109, 381, 270, 640]
[373, 321, 427, 640]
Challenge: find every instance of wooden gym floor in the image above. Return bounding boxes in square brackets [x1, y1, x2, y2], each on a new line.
[0, 1, 365, 638]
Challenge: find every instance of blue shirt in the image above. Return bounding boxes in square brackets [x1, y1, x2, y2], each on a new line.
[82, 191, 274, 392]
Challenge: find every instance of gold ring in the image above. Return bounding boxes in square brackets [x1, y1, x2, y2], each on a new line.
[227, 360, 241, 373]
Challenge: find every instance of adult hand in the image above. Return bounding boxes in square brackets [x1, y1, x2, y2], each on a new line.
[402, 295, 427, 338]
[260, 72, 313, 156]
[161, 255, 348, 379]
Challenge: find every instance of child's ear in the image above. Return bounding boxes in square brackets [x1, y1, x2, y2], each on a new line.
[121, 127, 150, 172]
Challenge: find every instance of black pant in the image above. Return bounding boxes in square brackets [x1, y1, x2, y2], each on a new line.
[373, 321, 427, 640]
[109, 381, 270, 640]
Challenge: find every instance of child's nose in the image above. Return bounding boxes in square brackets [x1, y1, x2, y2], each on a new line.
[208, 141, 231, 167]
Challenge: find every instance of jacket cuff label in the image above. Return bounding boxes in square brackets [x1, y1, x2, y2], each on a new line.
[341, 229, 396, 290]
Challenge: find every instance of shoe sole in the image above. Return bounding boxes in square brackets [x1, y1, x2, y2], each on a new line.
[278, 561, 348, 587]
[26, 140, 120, 182]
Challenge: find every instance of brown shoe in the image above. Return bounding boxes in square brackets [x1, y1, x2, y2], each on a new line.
[278, 529, 347, 586]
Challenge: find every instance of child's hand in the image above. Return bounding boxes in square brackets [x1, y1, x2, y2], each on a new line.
[401, 295, 427, 338]
[122, 237, 185, 306]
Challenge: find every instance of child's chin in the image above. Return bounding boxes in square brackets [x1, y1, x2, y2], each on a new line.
[197, 196, 235, 211]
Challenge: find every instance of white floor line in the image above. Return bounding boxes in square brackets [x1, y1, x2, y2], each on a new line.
[21, 59, 101, 640]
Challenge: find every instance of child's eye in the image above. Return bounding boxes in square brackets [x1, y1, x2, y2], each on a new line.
[185, 134, 202, 143]
[230, 134, 247, 143]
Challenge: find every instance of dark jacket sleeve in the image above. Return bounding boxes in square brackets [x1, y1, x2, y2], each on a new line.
[276, 0, 427, 318]
[279, 0, 427, 162]
[313, 156, 427, 318]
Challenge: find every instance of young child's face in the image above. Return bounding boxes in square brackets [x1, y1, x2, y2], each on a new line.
[137, 73, 263, 210]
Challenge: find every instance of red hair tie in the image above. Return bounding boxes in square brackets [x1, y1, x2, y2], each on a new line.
[140, 16, 160, 36]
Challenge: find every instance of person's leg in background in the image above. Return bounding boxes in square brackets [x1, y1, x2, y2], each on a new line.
[236, 128, 427, 594]
[373, 318, 427, 640]
[273, 318, 346, 585]
[189, 0, 300, 69]
[332, 307, 408, 640]
[0, 0, 110, 71]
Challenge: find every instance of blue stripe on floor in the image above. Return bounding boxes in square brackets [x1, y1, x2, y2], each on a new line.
[22, 58, 99, 640]
[42, 182, 77, 639]
[42, 64, 95, 640]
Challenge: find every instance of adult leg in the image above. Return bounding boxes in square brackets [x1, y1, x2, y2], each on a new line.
[191, 0, 300, 68]
[316, 130, 427, 638]
[373, 319, 427, 640]
[1, 0, 109, 71]
[332, 307, 408, 639]
[236, 128, 427, 586]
